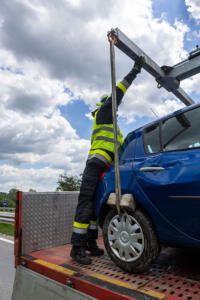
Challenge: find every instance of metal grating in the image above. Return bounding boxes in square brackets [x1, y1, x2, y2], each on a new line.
[71, 255, 161, 288]
[28, 240, 200, 300]
[71, 249, 200, 299]
[22, 192, 79, 254]
[145, 265, 200, 300]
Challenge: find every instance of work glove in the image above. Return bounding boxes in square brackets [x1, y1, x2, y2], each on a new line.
[133, 56, 145, 73]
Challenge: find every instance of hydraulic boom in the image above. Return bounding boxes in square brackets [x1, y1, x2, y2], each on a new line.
[108, 28, 200, 106]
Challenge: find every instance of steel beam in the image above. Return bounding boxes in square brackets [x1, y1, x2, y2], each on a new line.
[170, 56, 200, 81]
[112, 28, 165, 79]
[172, 87, 195, 106]
[110, 28, 195, 106]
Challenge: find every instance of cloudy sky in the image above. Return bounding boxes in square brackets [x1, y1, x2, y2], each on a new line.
[0, 0, 200, 192]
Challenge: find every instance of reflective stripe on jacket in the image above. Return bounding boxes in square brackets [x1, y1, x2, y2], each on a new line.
[88, 81, 128, 165]
[88, 111, 124, 165]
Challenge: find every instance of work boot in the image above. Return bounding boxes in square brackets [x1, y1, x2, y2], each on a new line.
[86, 239, 104, 256]
[70, 246, 92, 265]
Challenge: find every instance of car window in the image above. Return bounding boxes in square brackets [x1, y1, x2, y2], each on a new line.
[162, 106, 200, 152]
[143, 123, 160, 154]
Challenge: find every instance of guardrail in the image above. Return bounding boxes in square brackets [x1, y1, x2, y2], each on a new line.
[0, 209, 15, 224]
[0, 207, 15, 211]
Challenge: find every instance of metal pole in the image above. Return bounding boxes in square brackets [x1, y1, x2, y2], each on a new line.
[109, 37, 121, 216]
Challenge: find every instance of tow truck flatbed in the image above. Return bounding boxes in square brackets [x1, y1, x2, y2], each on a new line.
[20, 237, 200, 300]
[13, 192, 200, 300]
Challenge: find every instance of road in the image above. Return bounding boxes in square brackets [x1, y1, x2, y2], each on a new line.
[0, 234, 15, 300]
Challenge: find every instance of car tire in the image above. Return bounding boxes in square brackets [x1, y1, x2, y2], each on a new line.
[103, 208, 160, 273]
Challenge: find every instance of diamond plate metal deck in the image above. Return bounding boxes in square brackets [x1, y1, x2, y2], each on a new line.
[22, 192, 79, 254]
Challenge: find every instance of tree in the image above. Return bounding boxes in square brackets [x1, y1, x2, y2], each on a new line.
[7, 198, 15, 208]
[0, 189, 18, 208]
[8, 188, 19, 203]
[56, 174, 82, 191]
[0, 192, 10, 207]
[29, 189, 37, 192]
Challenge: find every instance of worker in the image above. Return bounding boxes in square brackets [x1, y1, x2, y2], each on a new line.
[70, 57, 145, 265]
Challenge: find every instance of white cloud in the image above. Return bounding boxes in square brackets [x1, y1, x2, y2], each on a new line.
[117, 73, 185, 124]
[152, 99, 184, 118]
[182, 76, 200, 97]
[0, 0, 189, 90]
[192, 30, 200, 39]
[0, 0, 197, 191]
[185, 0, 200, 23]
[0, 165, 62, 192]
[0, 68, 73, 115]
[0, 106, 90, 172]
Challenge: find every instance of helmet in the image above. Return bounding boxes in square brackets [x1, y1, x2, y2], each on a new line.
[96, 94, 110, 107]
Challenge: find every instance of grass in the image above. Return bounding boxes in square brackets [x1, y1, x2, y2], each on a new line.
[0, 223, 14, 236]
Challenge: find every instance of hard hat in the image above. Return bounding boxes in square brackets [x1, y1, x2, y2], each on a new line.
[96, 94, 110, 107]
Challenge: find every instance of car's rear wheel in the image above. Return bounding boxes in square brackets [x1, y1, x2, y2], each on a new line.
[103, 208, 160, 273]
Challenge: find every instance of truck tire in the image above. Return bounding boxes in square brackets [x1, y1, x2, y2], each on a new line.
[103, 208, 160, 273]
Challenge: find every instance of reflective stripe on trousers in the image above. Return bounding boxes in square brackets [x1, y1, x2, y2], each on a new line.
[72, 227, 88, 234]
[72, 221, 89, 234]
[88, 220, 98, 230]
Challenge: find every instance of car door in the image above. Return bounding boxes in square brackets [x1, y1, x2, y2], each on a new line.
[134, 105, 200, 240]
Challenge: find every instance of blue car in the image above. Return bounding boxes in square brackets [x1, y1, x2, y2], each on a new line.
[95, 102, 200, 273]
